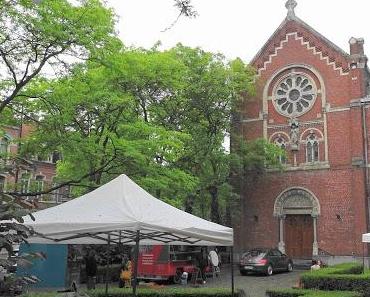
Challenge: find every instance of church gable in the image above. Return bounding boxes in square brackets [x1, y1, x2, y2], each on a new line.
[251, 4, 350, 78]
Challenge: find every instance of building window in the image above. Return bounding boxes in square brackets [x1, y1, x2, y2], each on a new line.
[52, 177, 63, 203]
[20, 173, 30, 194]
[0, 176, 5, 193]
[35, 175, 44, 199]
[0, 137, 9, 154]
[274, 136, 287, 164]
[274, 73, 317, 117]
[51, 151, 61, 163]
[306, 133, 319, 163]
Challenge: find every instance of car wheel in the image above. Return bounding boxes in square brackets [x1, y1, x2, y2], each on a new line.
[266, 265, 273, 276]
[287, 262, 293, 272]
[240, 270, 248, 276]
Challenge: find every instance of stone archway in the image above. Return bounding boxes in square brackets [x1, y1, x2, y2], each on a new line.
[273, 188, 320, 257]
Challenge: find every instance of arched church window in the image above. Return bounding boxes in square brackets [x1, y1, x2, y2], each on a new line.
[274, 136, 287, 164]
[274, 73, 317, 117]
[306, 133, 319, 163]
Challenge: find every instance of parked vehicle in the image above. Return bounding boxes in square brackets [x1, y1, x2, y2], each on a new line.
[137, 245, 216, 283]
[239, 248, 293, 276]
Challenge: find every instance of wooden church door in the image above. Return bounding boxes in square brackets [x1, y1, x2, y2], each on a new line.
[285, 215, 313, 259]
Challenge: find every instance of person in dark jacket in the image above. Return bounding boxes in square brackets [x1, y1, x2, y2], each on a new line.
[196, 247, 208, 284]
[85, 250, 97, 290]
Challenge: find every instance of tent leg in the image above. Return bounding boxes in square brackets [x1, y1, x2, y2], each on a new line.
[105, 234, 111, 296]
[231, 246, 234, 297]
[133, 230, 140, 297]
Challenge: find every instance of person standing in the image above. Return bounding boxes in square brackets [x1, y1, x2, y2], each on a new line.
[85, 250, 97, 290]
[310, 259, 321, 271]
[197, 247, 208, 284]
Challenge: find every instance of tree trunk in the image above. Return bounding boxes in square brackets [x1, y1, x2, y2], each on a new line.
[209, 185, 221, 223]
[185, 194, 194, 214]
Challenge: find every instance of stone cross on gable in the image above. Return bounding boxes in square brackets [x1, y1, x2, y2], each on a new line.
[285, 0, 297, 18]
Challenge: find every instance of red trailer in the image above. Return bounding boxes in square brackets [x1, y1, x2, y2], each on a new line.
[137, 245, 212, 283]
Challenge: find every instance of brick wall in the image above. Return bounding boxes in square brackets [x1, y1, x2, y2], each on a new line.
[1, 125, 61, 205]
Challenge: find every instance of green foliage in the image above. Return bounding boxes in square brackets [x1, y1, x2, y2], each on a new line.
[22, 54, 197, 205]
[300, 263, 370, 292]
[90, 287, 242, 297]
[1, 0, 265, 228]
[0, 0, 116, 114]
[231, 138, 284, 174]
[157, 45, 257, 222]
[266, 289, 361, 297]
[20, 44, 261, 220]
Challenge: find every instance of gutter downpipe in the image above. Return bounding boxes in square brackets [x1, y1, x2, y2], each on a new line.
[361, 97, 370, 264]
[361, 98, 370, 224]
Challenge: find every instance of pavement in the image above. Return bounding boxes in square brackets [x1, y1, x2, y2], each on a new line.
[27, 265, 302, 297]
[189, 265, 302, 297]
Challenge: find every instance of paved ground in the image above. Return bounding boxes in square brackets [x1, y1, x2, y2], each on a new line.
[29, 266, 302, 297]
[198, 265, 302, 297]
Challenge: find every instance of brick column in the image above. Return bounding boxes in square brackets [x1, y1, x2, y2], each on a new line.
[312, 216, 318, 256]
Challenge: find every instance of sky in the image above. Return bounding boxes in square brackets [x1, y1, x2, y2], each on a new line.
[106, 0, 370, 63]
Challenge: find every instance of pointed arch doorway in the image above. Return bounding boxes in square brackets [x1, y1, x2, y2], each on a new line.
[274, 188, 320, 259]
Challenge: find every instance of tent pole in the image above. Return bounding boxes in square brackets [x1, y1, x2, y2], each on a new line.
[105, 234, 111, 296]
[133, 230, 140, 296]
[231, 246, 234, 297]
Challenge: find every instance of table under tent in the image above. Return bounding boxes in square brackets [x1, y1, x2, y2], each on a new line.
[21, 174, 234, 296]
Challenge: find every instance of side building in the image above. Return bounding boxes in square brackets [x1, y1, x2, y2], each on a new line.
[234, 0, 370, 263]
[0, 124, 69, 207]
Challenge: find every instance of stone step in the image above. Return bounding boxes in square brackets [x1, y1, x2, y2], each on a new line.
[293, 259, 312, 270]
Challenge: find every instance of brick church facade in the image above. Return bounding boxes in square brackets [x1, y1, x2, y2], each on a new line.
[234, 0, 370, 261]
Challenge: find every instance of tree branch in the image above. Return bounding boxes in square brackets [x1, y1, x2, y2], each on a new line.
[0, 48, 18, 85]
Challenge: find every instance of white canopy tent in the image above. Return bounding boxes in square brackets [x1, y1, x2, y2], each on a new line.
[362, 233, 370, 243]
[22, 174, 234, 295]
[23, 174, 233, 246]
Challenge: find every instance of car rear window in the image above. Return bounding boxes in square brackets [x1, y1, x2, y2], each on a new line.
[242, 250, 266, 258]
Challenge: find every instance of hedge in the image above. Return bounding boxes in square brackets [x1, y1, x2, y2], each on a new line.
[300, 263, 370, 292]
[88, 287, 243, 297]
[266, 289, 362, 297]
[22, 288, 244, 297]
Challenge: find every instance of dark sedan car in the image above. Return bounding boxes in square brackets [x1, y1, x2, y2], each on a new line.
[239, 248, 293, 276]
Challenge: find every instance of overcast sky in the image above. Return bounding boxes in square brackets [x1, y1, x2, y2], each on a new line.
[106, 0, 370, 62]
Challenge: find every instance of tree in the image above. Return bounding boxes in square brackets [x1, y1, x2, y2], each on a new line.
[154, 45, 254, 223]
[0, 0, 115, 116]
[0, 0, 200, 292]
[0, 0, 115, 290]
[1, 0, 282, 250]
[21, 51, 197, 207]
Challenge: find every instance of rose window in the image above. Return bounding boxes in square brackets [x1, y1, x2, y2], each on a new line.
[274, 74, 317, 117]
